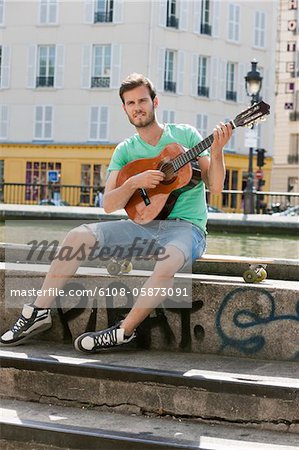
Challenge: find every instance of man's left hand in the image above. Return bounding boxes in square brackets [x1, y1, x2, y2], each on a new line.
[211, 122, 233, 154]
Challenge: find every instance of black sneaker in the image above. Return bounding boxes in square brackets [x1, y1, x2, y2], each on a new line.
[74, 323, 136, 353]
[0, 304, 52, 346]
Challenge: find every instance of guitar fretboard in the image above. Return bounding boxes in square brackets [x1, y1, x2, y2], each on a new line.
[172, 120, 235, 171]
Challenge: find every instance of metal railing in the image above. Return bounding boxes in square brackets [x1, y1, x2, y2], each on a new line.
[91, 76, 110, 88]
[1, 183, 298, 214]
[94, 11, 113, 23]
[36, 76, 54, 87]
[197, 86, 209, 97]
[164, 81, 176, 93]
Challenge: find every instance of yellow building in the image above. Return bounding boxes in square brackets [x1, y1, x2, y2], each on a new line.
[1, 143, 272, 212]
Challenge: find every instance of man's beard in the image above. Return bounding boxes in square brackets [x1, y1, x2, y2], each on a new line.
[128, 108, 156, 129]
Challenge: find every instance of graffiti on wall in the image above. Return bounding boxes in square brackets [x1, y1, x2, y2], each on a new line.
[55, 282, 299, 359]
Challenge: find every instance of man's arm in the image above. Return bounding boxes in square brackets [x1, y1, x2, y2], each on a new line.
[103, 170, 165, 213]
[197, 122, 232, 195]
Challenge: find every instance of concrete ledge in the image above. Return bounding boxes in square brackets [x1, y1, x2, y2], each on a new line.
[1, 204, 298, 234]
[1, 263, 298, 361]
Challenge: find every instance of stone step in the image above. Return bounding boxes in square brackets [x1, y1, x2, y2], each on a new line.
[2, 398, 299, 450]
[1, 343, 298, 434]
[1, 261, 299, 361]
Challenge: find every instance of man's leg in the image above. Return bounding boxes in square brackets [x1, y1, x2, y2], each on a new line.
[121, 245, 185, 335]
[74, 245, 185, 353]
[0, 224, 97, 345]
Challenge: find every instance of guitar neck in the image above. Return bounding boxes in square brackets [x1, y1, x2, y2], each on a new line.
[173, 119, 236, 171]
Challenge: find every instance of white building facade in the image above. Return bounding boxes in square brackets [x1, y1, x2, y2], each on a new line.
[0, 0, 278, 208]
[271, 0, 299, 193]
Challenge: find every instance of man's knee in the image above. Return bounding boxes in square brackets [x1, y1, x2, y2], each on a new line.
[65, 225, 96, 247]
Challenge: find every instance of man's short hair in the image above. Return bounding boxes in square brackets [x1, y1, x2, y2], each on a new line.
[119, 73, 156, 104]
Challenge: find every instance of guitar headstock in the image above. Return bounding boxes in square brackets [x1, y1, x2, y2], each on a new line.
[233, 101, 270, 129]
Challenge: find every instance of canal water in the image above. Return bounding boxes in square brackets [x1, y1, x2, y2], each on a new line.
[1, 221, 298, 260]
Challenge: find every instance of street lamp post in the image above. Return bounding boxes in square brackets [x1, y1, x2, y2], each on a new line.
[243, 59, 263, 214]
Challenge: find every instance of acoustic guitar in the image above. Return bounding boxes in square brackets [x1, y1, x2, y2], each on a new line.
[116, 101, 270, 224]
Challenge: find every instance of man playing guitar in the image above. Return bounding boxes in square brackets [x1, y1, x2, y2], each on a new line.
[1, 73, 232, 352]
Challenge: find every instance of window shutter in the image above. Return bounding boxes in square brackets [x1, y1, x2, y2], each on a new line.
[157, 48, 165, 92]
[179, 0, 188, 31]
[212, 0, 220, 37]
[113, 0, 124, 23]
[177, 51, 185, 95]
[44, 106, 53, 139]
[39, 0, 47, 24]
[90, 106, 99, 140]
[34, 106, 43, 139]
[219, 59, 226, 101]
[191, 54, 198, 96]
[27, 45, 37, 88]
[100, 106, 109, 140]
[0, 105, 8, 139]
[210, 57, 219, 99]
[159, 0, 167, 27]
[84, 0, 94, 23]
[193, 0, 202, 33]
[54, 45, 64, 88]
[81, 45, 92, 88]
[237, 63, 246, 104]
[110, 44, 121, 89]
[1, 45, 11, 89]
[0, 0, 4, 25]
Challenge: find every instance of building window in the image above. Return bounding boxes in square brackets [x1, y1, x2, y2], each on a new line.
[0, 0, 4, 25]
[196, 114, 208, 138]
[89, 106, 109, 141]
[201, 0, 212, 35]
[288, 134, 299, 164]
[91, 45, 111, 88]
[226, 62, 237, 102]
[197, 56, 209, 97]
[162, 110, 175, 123]
[37, 45, 55, 87]
[164, 50, 177, 93]
[0, 45, 11, 89]
[254, 11, 265, 48]
[80, 164, 102, 204]
[94, 0, 113, 23]
[166, 0, 179, 28]
[34, 106, 53, 140]
[228, 3, 240, 42]
[25, 161, 61, 202]
[39, 0, 58, 25]
[0, 105, 8, 140]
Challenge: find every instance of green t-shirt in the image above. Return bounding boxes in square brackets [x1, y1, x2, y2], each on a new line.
[108, 123, 209, 233]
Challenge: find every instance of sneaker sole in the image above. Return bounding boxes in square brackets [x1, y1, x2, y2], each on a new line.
[0, 322, 52, 347]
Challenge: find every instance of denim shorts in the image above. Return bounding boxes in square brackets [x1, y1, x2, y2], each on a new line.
[84, 219, 206, 270]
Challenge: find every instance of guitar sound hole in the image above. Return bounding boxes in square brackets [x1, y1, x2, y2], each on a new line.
[160, 162, 176, 184]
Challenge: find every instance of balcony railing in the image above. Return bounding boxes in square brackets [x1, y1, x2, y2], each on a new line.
[164, 80, 176, 93]
[200, 23, 212, 35]
[166, 15, 179, 29]
[197, 85, 209, 97]
[289, 111, 299, 121]
[36, 76, 54, 88]
[91, 76, 110, 88]
[226, 90, 237, 102]
[1, 183, 299, 214]
[94, 11, 113, 23]
[287, 154, 299, 164]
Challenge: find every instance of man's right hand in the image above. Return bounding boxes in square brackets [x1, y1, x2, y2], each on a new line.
[129, 170, 165, 190]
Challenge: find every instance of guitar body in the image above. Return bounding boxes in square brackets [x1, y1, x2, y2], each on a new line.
[116, 143, 193, 224]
